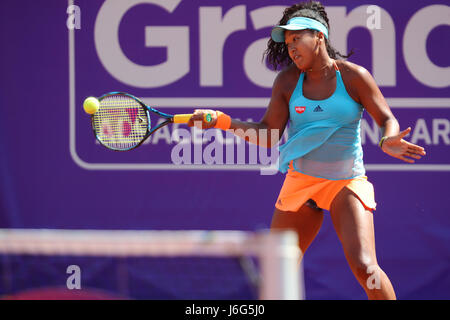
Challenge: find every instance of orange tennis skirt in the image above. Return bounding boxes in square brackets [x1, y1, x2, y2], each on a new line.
[275, 163, 377, 212]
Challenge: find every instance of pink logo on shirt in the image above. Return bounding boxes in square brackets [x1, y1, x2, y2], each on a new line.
[295, 106, 306, 114]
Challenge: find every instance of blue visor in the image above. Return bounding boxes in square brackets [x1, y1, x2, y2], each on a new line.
[271, 17, 329, 43]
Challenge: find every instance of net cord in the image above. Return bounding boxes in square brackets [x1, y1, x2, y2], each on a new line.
[0, 229, 303, 299]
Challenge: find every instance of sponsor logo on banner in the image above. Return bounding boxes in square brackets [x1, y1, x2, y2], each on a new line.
[69, 0, 450, 172]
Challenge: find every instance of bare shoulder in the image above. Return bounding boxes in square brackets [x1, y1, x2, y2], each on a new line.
[335, 60, 376, 104]
[336, 60, 372, 83]
[273, 64, 301, 96]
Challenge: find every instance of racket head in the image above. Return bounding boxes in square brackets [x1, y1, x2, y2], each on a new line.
[92, 92, 151, 151]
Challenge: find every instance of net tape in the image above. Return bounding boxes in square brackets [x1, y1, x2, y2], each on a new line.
[0, 229, 303, 299]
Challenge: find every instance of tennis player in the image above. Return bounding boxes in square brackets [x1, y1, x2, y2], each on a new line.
[189, 0, 426, 300]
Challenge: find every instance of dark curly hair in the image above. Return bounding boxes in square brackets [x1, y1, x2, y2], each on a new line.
[264, 1, 354, 70]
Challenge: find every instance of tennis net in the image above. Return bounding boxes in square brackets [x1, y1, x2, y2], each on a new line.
[0, 229, 304, 300]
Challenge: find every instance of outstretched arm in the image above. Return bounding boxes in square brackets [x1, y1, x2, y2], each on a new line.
[188, 70, 291, 148]
[351, 65, 426, 163]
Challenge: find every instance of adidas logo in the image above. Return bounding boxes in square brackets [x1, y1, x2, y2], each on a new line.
[313, 105, 324, 112]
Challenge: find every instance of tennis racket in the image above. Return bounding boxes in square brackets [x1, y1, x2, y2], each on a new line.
[89, 92, 211, 151]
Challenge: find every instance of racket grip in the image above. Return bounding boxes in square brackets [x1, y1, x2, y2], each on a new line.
[173, 114, 193, 123]
[173, 113, 213, 123]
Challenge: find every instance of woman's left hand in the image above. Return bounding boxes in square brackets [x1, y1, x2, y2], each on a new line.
[381, 127, 426, 163]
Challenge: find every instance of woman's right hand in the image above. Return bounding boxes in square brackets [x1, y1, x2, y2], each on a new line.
[187, 109, 218, 129]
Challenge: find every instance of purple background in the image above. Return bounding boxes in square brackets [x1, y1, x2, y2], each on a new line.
[0, 0, 449, 299]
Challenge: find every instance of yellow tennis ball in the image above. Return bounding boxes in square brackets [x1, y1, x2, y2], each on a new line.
[83, 97, 100, 114]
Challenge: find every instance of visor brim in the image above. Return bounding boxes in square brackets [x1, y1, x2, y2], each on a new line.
[271, 25, 310, 43]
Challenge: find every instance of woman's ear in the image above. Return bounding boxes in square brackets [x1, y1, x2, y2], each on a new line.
[317, 32, 324, 42]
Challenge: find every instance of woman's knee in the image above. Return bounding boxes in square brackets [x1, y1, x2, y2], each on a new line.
[345, 248, 379, 282]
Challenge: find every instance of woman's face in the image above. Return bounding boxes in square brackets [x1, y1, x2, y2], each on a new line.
[284, 29, 322, 69]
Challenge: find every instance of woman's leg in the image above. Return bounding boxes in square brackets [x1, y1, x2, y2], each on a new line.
[270, 200, 324, 255]
[330, 187, 396, 300]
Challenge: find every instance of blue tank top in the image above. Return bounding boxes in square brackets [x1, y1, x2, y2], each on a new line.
[278, 60, 365, 180]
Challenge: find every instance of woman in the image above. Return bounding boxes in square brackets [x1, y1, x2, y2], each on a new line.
[189, 1, 426, 300]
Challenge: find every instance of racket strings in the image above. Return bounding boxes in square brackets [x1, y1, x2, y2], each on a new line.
[93, 95, 149, 150]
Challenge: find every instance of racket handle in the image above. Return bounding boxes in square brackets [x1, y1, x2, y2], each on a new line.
[173, 113, 213, 123]
[173, 114, 193, 123]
